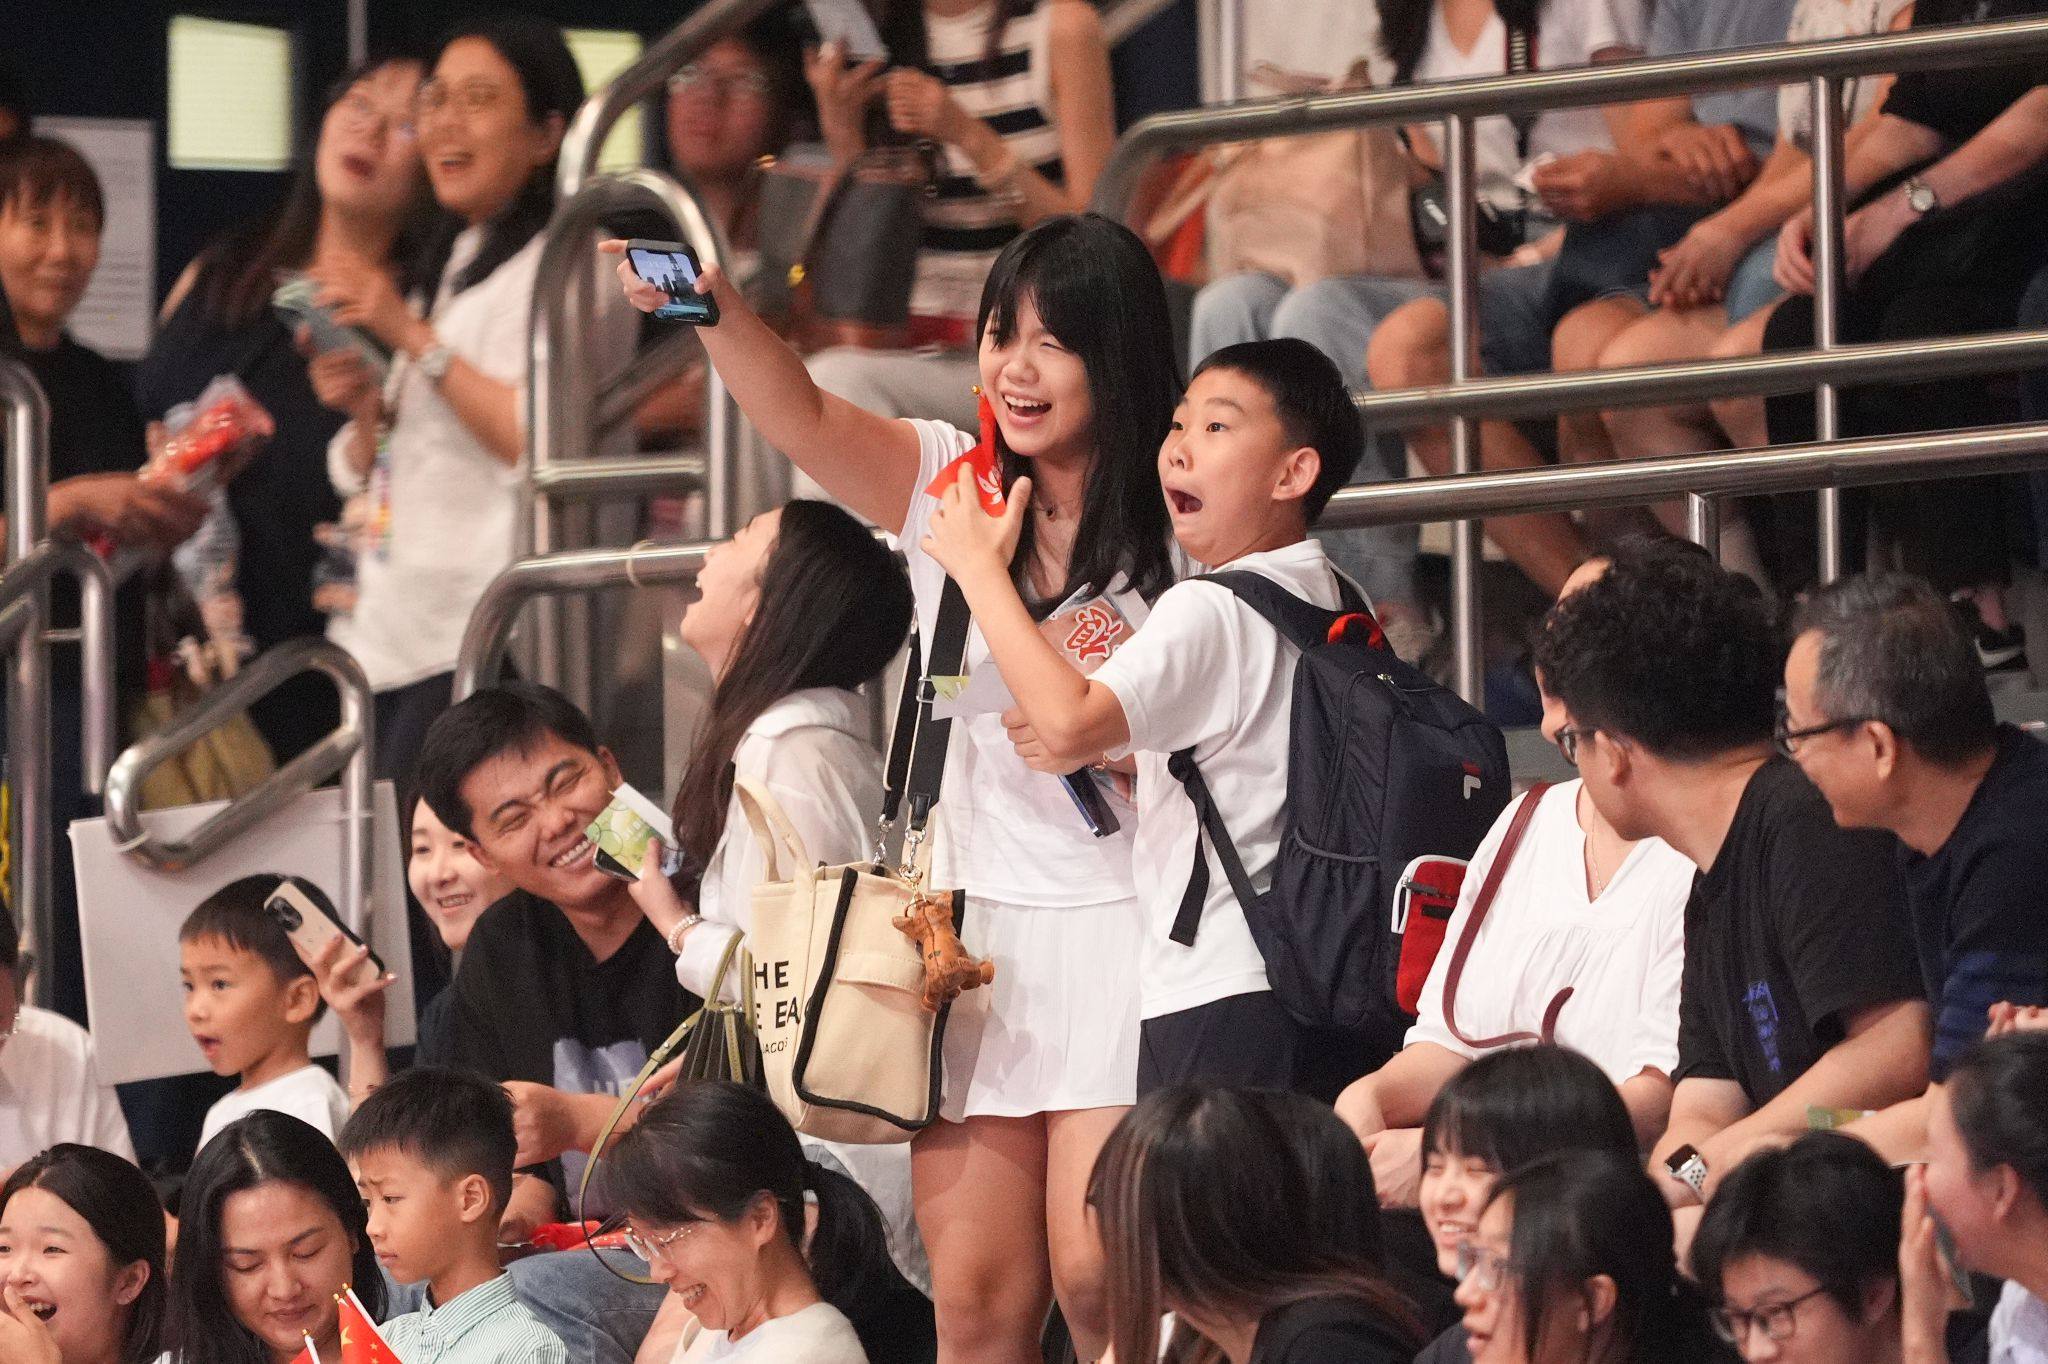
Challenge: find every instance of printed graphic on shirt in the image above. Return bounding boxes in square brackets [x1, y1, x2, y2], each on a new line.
[1745, 980, 1784, 1075]
[553, 1037, 650, 1200]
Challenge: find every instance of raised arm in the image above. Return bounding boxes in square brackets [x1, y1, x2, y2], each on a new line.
[604, 242, 924, 530]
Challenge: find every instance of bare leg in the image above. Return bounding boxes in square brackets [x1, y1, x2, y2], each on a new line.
[1366, 297, 1589, 596]
[914, 1115, 1053, 1364]
[1044, 1106, 1129, 1361]
[1706, 305, 1780, 453]
[1596, 303, 1736, 540]
[1551, 296, 1648, 471]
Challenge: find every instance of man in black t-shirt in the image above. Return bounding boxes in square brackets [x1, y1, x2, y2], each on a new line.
[1782, 574, 2048, 1160]
[416, 683, 695, 1239]
[1534, 541, 1928, 1215]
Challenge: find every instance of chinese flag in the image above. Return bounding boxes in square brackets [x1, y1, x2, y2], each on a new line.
[336, 1287, 405, 1364]
[924, 392, 1007, 514]
[290, 1339, 320, 1364]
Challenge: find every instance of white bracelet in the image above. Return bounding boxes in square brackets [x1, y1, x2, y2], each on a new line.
[665, 914, 703, 955]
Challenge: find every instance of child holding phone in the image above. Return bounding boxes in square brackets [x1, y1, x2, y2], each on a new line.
[606, 213, 1178, 1364]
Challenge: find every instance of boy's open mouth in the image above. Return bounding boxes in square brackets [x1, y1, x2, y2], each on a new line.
[1167, 489, 1203, 515]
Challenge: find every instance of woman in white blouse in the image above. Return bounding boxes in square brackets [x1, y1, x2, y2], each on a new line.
[1336, 556, 1692, 1204]
[305, 16, 635, 778]
[629, 499, 922, 1289]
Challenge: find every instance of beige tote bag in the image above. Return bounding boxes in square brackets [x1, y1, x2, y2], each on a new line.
[736, 777, 956, 1146]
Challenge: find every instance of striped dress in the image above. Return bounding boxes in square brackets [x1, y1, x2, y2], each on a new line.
[913, 2, 1065, 330]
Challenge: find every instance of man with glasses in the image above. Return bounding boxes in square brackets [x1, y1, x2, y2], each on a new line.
[1781, 573, 2048, 1163]
[1533, 539, 1926, 1215]
[0, 914, 133, 1173]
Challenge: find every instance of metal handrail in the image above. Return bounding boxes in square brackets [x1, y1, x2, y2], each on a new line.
[1095, 14, 2048, 701]
[102, 639, 376, 932]
[0, 542, 115, 794]
[3, 358, 53, 1005]
[454, 541, 713, 700]
[1095, 15, 2048, 214]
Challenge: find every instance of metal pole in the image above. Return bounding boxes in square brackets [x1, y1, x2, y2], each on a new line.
[1811, 75, 1847, 581]
[1444, 114, 1483, 706]
[1, 360, 51, 1005]
[1686, 493, 1721, 562]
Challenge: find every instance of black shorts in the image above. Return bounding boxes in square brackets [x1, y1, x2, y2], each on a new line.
[1137, 990, 1301, 1096]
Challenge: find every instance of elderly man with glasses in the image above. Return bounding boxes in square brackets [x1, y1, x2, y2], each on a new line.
[1780, 572, 2048, 1165]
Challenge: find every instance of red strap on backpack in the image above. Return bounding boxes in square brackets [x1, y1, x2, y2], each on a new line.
[1442, 782, 1574, 1049]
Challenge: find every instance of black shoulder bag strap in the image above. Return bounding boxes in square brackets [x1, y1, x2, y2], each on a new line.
[1165, 572, 1348, 947]
[895, 577, 973, 851]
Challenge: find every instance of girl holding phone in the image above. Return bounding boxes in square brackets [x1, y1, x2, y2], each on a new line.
[607, 211, 1179, 1364]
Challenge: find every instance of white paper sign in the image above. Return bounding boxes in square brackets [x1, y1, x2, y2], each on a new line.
[71, 783, 416, 1086]
[32, 117, 156, 361]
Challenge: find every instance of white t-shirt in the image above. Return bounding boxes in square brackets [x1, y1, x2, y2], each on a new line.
[671, 687, 927, 1293]
[327, 227, 637, 692]
[1091, 540, 1342, 1020]
[674, 1302, 868, 1363]
[898, 419, 1157, 907]
[0, 1007, 135, 1167]
[1411, 0, 1647, 213]
[197, 1063, 351, 1152]
[1992, 1280, 2048, 1364]
[1405, 780, 1690, 1085]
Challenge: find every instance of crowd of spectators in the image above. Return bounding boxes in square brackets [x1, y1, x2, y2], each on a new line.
[3, 3, 2048, 1364]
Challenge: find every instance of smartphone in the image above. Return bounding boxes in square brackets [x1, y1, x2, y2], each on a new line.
[624, 239, 720, 325]
[802, 0, 888, 62]
[271, 276, 394, 376]
[265, 881, 386, 983]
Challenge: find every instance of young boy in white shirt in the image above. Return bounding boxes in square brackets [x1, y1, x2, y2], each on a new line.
[925, 337, 1365, 1093]
[179, 876, 350, 1151]
[342, 1067, 565, 1364]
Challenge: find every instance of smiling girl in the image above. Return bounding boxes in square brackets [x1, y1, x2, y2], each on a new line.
[610, 211, 1180, 1363]
[0, 1146, 164, 1364]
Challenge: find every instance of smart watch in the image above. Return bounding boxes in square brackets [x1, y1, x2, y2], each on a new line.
[1664, 1143, 1709, 1199]
[1904, 176, 1941, 217]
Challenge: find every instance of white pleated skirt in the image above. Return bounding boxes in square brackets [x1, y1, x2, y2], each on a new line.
[938, 894, 1145, 1120]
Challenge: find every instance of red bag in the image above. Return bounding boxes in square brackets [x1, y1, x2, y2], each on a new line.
[1392, 855, 1468, 1016]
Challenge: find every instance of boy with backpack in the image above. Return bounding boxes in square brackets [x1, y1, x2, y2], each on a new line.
[924, 338, 1506, 1096]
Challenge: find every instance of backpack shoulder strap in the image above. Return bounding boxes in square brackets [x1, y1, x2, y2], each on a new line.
[1165, 746, 1259, 946]
[1195, 569, 1343, 654]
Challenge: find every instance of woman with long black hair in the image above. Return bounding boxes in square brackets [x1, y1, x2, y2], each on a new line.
[136, 54, 433, 763]
[308, 16, 636, 783]
[0, 1145, 165, 1364]
[611, 211, 1179, 1363]
[163, 1110, 385, 1364]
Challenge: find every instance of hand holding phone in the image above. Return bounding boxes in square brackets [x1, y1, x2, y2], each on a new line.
[267, 881, 386, 985]
[623, 240, 720, 325]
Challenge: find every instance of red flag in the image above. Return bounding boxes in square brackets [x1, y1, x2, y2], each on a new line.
[290, 1338, 321, 1364]
[336, 1287, 405, 1364]
[924, 391, 1007, 514]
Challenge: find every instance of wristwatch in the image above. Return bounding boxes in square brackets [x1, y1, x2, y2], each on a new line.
[1663, 1143, 1710, 1199]
[414, 339, 455, 384]
[1903, 176, 1941, 217]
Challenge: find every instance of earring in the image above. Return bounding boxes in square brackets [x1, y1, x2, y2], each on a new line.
[971, 384, 982, 396]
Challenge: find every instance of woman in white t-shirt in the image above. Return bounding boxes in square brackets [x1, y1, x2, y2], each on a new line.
[306, 16, 635, 781]
[626, 499, 924, 1291]
[609, 213, 1181, 1362]
[607, 1083, 880, 1364]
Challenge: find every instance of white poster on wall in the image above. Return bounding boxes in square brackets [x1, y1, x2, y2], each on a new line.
[32, 116, 156, 361]
[70, 783, 416, 1087]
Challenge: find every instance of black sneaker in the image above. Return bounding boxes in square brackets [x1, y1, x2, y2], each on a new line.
[1952, 594, 2028, 673]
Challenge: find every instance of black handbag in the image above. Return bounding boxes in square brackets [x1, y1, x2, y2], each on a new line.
[754, 141, 933, 351]
[1408, 17, 1538, 274]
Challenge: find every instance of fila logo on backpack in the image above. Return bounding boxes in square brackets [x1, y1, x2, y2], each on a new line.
[1167, 572, 1511, 1046]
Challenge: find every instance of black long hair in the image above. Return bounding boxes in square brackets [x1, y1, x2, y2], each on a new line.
[1489, 1151, 1716, 1364]
[1376, 0, 1542, 86]
[415, 16, 584, 299]
[1092, 1087, 1419, 1364]
[668, 500, 912, 892]
[1, 1146, 167, 1364]
[1420, 1044, 1639, 1175]
[166, 1111, 384, 1364]
[190, 57, 436, 328]
[601, 1081, 899, 1315]
[976, 213, 1180, 609]
[1947, 1033, 2048, 1203]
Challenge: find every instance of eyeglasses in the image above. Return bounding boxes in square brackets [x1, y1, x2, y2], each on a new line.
[1772, 710, 1874, 758]
[414, 79, 511, 124]
[333, 91, 415, 142]
[1454, 1241, 1516, 1292]
[1554, 724, 1597, 767]
[623, 1220, 698, 1265]
[1710, 1286, 1830, 1345]
[667, 64, 773, 100]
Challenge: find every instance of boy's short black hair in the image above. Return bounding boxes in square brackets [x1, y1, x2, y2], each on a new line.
[416, 682, 601, 841]
[0, 134, 105, 228]
[1532, 535, 1778, 760]
[1193, 338, 1365, 523]
[340, 1067, 516, 1216]
[178, 875, 327, 1023]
